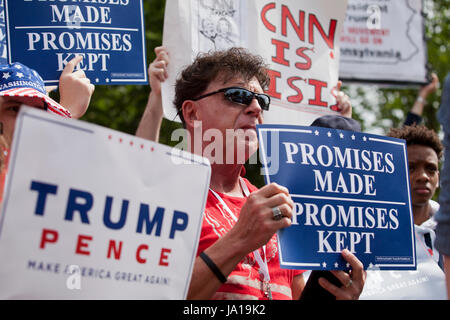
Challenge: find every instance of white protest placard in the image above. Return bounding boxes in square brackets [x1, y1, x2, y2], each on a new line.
[0, 107, 210, 299]
[339, 0, 428, 85]
[162, 0, 348, 126]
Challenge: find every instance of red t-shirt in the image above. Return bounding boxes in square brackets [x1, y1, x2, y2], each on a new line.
[197, 178, 303, 300]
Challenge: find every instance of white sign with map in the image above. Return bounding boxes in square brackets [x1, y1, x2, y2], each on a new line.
[339, 0, 428, 85]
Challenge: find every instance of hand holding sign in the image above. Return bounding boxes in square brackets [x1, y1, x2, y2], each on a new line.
[419, 73, 440, 98]
[149, 46, 170, 95]
[333, 81, 352, 118]
[59, 55, 95, 119]
[231, 183, 293, 253]
[318, 249, 366, 299]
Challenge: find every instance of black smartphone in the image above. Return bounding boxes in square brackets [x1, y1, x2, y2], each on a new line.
[299, 271, 343, 300]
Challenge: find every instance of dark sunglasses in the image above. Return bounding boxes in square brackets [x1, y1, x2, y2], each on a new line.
[192, 87, 271, 111]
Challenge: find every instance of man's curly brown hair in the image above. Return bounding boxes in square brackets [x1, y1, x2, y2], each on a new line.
[387, 125, 443, 159]
[174, 47, 270, 124]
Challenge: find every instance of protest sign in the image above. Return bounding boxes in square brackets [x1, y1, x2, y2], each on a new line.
[0, 107, 211, 299]
[257, 124, 416, 270]
[0, 0, 6, 65]
[339, 0, 428, 85]
[4, 0, 147, 85]
[162, 0, 348, 126]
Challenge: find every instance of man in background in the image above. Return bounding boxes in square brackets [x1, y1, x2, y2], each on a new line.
[388, 125, 443, 266]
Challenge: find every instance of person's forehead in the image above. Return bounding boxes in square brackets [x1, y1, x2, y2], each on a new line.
[208, 75, 263, 92]
[407, 144, 439, 163]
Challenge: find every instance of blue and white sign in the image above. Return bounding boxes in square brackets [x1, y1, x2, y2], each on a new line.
[257, 124, 416, 270]
[4, 0, 147, 85]
[0, 0, 7, 65]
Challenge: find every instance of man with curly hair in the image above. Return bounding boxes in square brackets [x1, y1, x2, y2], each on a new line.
[138, 47, 366, 300]
[387, 125, 443, 266]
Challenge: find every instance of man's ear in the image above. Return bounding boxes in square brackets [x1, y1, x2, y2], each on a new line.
[182, 100, 200, 130]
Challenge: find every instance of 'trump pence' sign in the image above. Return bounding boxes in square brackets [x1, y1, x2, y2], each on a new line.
[257, 124, 416, 270]
[0, 107, 210, 299]
[4, 0, 147, 85]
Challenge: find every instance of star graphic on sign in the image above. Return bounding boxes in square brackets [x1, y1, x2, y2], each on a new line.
[369, 263, 374, 269]
[2, 72, 10, 79]
[106, 78, 110, 83]
[322, 262, 327, 268]
[339, 133, 344, 139]
[95, 78, 99, 83]
[346, 262, 350, 268]
[327, 132, 332, 137]
[351, 134, 356, 140]
[14, 64, 22, 70]
[314, 130, 319, 136]
[16, 72, 24, 78]
[334, 262, 339, 268]
[363, 136, 367, 142]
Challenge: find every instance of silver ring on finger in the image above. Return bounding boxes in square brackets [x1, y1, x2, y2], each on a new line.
[345, 279, 353, 288]
[272, 206, 283, 221]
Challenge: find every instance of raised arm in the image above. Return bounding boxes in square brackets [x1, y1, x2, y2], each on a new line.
[405, 73, 439, 126]
[411, 73, 439, 116]
[334, 80, 352, 118]
[135, 46, 169, 142]
[58, 55, 95, 119]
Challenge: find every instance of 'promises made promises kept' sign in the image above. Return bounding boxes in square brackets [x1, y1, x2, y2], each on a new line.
[4, 0, 147, 85]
